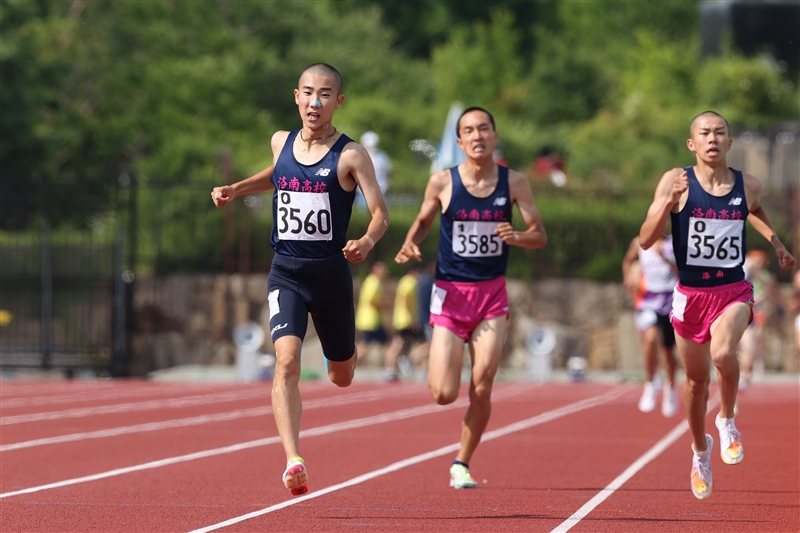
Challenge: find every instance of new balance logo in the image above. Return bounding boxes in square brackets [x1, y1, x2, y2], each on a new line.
[728, 197, 743, 206]
[493, 197, 508, 206]
[315, 168, 331, 176]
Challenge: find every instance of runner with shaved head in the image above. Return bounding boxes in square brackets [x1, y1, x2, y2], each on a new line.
[211, 63, 389, 496]
[639, 110, 795, 499]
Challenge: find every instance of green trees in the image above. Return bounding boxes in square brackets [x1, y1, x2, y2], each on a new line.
[2, 0, 796, 275]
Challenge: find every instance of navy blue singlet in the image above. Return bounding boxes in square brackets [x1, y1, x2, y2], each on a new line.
[671, 167, 748, 287]
[436, 165, 512, 282]
[270, 131, 356, 258]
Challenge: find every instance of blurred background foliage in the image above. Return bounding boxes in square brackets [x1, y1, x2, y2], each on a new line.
[2, 0, 798, 280]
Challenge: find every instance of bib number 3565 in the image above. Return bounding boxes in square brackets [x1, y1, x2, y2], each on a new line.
[686, 217, 743, 268]
[277, 191, 332, 241]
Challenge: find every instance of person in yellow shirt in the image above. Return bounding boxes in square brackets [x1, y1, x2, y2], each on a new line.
[356, 261, 389, 369]
[385, 265, 424, 380]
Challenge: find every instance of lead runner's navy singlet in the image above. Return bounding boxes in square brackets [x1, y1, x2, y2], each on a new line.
[436, 165, 512, 282]
[671, 166, 748, 287]
[270, 131, 356, 258]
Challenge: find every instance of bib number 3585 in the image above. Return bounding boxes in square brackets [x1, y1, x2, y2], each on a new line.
[452, 221, 502, 257]
[277, 191, 332, 241]
[686, 217, 743, 268]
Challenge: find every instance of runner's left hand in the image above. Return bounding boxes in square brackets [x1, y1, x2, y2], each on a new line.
[343, 238, 372, 264]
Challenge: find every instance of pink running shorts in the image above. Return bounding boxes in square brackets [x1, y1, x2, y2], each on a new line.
[670, 280, 754, 344]
[429, 277, 509, 340]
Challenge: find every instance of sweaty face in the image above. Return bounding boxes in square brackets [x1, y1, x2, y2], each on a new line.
[456, 111, 497, 160]
[294, 73, 342, 128]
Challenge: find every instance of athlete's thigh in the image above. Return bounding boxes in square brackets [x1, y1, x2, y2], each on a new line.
[468, 315, 506, 385]
[307, 261, 356, 362]
[675, 334, 711, 382]
[268, 274, 309, 344]
[709, 301, 751, 356]
[428, 325, 467, 392]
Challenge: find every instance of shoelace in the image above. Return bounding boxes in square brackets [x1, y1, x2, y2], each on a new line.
[691, 452, 711, 484]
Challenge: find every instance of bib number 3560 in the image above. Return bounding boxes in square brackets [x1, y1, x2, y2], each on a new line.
[686, 217, 743, 268]
[277, 191, 332, 241]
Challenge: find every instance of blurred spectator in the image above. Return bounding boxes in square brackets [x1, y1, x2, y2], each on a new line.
[738, 249, 782, 389]
[493, 143, 508, 167]
[792, 270, 800, 364]
[532, 146, 567, 187]
[407, 261, 437, 375]
[356, 261, 389, 367]
[356, 131, 392, 208]
[385, 265, 423, 381]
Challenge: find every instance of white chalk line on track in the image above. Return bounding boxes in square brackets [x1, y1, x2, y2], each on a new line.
[0, 389, 274, 425]
[0, 383, 242, 409]
[550, 393, 722, 533]
[0, 387, 422, 452]
[185, 385, 631, 533]
[0, 383, 533, 499]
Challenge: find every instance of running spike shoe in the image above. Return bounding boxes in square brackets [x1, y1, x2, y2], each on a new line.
[449, 463, 477, 489]
[691, 434, 713, 500]
[282, 457, 308, 496]
[715, 415, 744, 465]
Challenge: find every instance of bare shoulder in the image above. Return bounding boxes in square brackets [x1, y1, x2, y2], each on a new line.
[654, 167, 684, 192]
[271, 130, 291, 152]
[340, 140, 369, 163]
[742, 172, 763, 194]
[507, 168, 530, 187]
[662, 167, 684, 180]
[427, 169, 451, 191]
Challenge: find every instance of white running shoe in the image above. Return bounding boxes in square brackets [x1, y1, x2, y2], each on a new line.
[638, 381, 657, 413]
[661, 384, 678, 417]
[691, 434, 713, 500]
[715, 415, 744, 465]
[282, 457, 308, 496]
[449, 464, 477, 489]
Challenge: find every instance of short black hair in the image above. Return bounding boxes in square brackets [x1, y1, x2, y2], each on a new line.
[690, 110, 730, 136]
[456, 107, 495, 138]
[299, 63, 342, 94]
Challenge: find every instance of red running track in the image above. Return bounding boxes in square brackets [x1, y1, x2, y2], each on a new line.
[0, 377, 797, 532]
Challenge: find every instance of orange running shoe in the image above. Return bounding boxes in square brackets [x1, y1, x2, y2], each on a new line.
[691, 435, 713, 500]
[715, 415, 744, 465]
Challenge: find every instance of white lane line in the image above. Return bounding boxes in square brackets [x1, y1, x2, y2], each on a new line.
[186, 385, 631, 533]
[0, 385, 534, 499]
[0, 389, 272, 425]
[550, 394, 721, 533]
[0, 387, 421, 452]
[0, 383, 238, 409]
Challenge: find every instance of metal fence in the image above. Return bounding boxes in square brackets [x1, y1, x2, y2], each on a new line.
[0, 219, 127, 373]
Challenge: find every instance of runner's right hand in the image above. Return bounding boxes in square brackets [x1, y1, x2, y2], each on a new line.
[211, 186, 235, 207]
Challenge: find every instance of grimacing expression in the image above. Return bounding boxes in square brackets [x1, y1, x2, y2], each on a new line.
[457, 110, 497, 158]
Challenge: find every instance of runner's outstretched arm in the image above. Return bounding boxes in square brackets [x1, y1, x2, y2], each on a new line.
[211, 165, 275, 207]
[395, 172, 448, 264]
[744, 174, 796, 271]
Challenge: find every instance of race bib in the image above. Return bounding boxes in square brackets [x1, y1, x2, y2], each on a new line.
[452, 221, 502, 257]
[277, 190, 333, 241]
[686, 217, 743, 268]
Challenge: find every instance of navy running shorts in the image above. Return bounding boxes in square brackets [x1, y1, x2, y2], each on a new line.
[267, 253, 356, 362]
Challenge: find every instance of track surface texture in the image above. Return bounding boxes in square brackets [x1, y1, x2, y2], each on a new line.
[1, 377, 798, 532]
